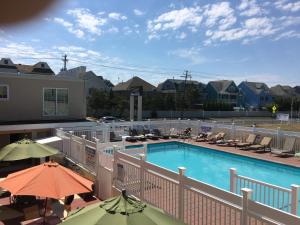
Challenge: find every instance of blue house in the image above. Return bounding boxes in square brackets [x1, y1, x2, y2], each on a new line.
[206, 80, 242, 106]
[238, 81, 272, 109]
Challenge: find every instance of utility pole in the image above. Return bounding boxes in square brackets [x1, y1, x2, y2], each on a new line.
[180, 70, 192, 117]
[61, 54, 68, 71]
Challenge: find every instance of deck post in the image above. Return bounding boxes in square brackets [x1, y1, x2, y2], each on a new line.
[81, 135, 86, 165]
[69, 131, 74, 157]
[139, 154, 146, 201]
[230, 168, 237, 193]
[147, 118, 151, 130]
[291, 184, 299, 215]
[178, 166, 186, 222]
[241, 188, 252, 225]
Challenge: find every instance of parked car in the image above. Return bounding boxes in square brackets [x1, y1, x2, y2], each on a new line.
[100, 116, 125, 123]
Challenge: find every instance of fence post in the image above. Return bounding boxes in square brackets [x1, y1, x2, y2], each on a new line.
[148, 119, 151, 130]
[276, 127, 281, 149]
[230, 168, 237, 193]
[69, 131, 74, 157]
[291, 184, 299, 215]
[143, 142, 148, 160]
[242, 188, 252, 225]
[252, 124, 256, 133]
[231, 122, 236, 139]
[178, 166, 186, 222]
[81, 135, 86, 165]
[139, 154, 145, 201]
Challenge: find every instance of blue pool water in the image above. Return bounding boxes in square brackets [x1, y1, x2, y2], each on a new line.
[147, 142, 300, 191]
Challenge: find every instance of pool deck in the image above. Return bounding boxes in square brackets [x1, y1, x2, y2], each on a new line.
[126, 138, 300, 168]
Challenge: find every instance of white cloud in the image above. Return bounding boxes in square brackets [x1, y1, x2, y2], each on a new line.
[275, 0, 300, 12]
[147, 7, 202, 39]
[107, 27, 119, 33]
[206, 17, 277, 43]
[204, 2, 236, 29]
[53, 17, 85, 38]
[176, 32, 187, 39]
[168, 47, 207, 65]
[274, 30, 300, 40]
[108, 12, 127, 20]
[238, 0, 265, 17]
[67, 8, 107, 36]
[133, 9, 145, 16]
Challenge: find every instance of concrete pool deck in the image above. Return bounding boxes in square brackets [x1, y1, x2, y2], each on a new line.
[126, 138, 300, 168]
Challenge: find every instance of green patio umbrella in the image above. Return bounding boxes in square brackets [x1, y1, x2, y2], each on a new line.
[0, 138, 58, 161]
[59, 190, 186, 225]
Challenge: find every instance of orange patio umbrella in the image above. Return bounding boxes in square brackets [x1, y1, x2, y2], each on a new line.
[0, 161, 93, 199]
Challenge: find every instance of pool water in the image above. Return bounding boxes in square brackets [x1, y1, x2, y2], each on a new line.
[147, 142, 300, 191]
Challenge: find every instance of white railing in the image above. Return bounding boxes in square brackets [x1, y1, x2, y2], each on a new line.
[230, 168, 300, 215]
[59, 119, 300, 154]
[113, 151, 300, 225]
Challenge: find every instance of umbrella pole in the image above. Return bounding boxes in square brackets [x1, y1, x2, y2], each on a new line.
[43, 197, 48, 225]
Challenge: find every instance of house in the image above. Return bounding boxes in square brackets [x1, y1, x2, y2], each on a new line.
[113, 76, 155, 95]
[238, 81, 272, 109]
[57, 66, 113, 96]
[156, 78, 207, 103]
[270, 85, 296, 99]
[206, 80, 242, 106]
[0, 58, 87, 147]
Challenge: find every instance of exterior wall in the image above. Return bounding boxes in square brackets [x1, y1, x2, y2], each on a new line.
[206, 83, 218, 100]
[0, 73, 86, 122]
[239, 83, 273, 109]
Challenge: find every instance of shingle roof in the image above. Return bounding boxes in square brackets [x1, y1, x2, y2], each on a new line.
[209, 80, 235, 93]
[113, 76, 155, 92]
[242, 81, 269, 95]
[270, 85, 295, 97]
[15, 62, 54, 75]
[156, 79, 206, 91]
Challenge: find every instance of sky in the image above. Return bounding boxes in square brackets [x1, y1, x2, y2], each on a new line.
[0, 0, 300, 86]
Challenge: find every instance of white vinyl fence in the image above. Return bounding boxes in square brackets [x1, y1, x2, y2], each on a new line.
[113, 151, 300, 225]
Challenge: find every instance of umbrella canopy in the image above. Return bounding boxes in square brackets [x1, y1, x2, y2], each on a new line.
[59, 190, 186, 225]
[0, 162, 93, 199]
[0, 138, 58, 161]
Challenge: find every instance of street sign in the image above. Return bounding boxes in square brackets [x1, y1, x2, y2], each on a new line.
[272, 105, 277, 114]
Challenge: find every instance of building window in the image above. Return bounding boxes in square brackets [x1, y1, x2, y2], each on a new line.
[41, 63, 45, 68]
[4, 59, 8, 64]
[0, 85, 9, 100]
[43, 88, 68, 116]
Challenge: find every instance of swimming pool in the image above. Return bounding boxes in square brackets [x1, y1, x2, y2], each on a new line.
[147, 141, 300, 192]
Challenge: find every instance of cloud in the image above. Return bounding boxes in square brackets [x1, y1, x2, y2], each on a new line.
[67, 8, 107, 36]
[53, 17, 85, 38]
[133, 9, 145, 16]
[205, 16, 279, 44]
[168, 47, 207, 65]
[274, 30, 300, 40]
[204, 2, 236, 30]
[238, 0, 266, 17]
[176, 32, 187, 39]
[275, 0, 300, 12]
[147, 7, 202, 39]
[108, 12, 127, 20]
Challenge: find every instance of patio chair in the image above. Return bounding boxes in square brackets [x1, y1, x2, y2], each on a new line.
[23, 204, 41, 220]
[242, 137, 272, 152]
[235, 134, 257, 148]
[179, 128, 192, 139]
[271, 137, 296, 157]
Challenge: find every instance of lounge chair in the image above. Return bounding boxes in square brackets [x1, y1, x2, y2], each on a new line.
[242, 137, 272, 152]
[207, 132, 226, 144]
[169, 128, 179, 138]
[179, 128, 192, 139]
[195, 132, 213, 142]
[235, 134, 257, 148]
[271, 137, 296, 157]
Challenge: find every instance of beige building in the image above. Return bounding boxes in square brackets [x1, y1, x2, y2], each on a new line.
[0, 58, 87, 147]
